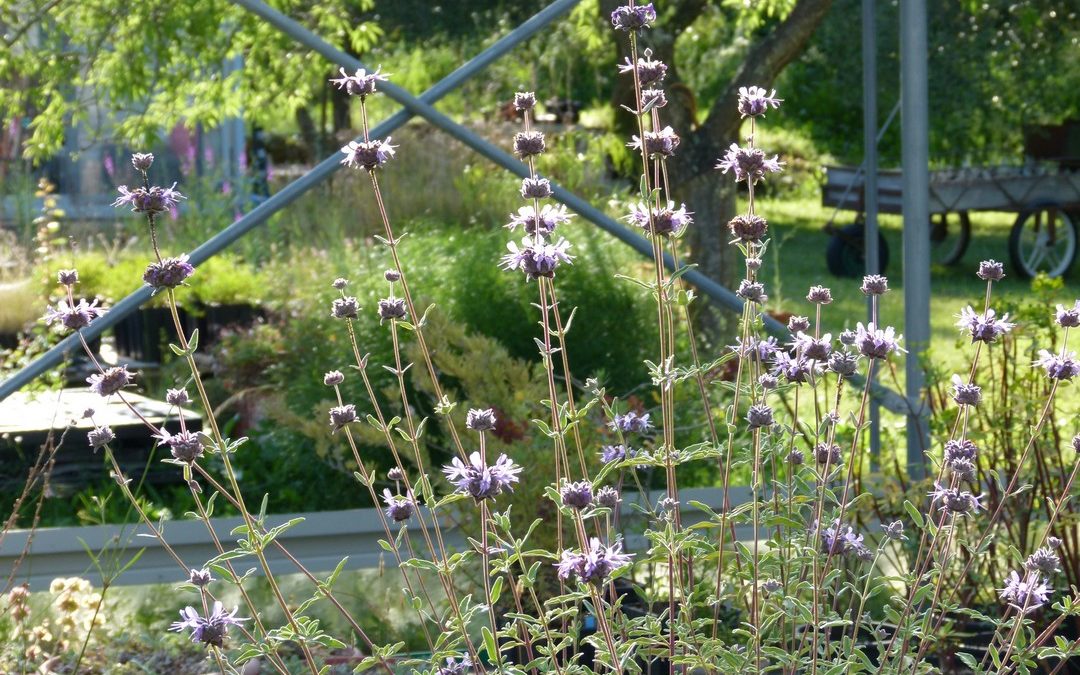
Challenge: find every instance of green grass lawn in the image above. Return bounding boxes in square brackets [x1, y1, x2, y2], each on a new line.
[755, 194, 1051, 370]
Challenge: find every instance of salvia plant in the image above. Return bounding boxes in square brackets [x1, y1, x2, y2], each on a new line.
[31, 2, 1080, 673]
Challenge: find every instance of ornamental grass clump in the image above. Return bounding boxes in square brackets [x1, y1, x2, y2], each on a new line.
[29, 3, 1080, 673]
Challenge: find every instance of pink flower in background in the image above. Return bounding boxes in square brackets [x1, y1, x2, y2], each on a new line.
[103, 154, 115, 178]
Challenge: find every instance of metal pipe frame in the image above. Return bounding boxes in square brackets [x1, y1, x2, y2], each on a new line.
[900, 0, 931, 477]
[1, 0, 911, 417]
[863, 0, 881, 460]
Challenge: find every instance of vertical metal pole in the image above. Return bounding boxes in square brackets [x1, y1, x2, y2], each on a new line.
[900, 0, 930, 479]
[863, 0, 881, 465]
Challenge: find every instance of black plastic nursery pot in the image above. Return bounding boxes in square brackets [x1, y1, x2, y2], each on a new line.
[195, 303, 266, 346]
[113, 306, 196, 363]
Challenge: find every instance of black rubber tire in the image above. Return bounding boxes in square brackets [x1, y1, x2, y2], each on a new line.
[930, 211, 972, 266]
[826, 222, 890, 278]
[1007, 204, 1078, 279]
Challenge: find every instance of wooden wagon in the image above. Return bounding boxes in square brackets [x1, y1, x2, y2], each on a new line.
[821, 163, 1080, 278]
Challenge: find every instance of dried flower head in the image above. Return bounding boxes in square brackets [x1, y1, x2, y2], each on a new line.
[807, 285, 833, 304]
[384, 269, 401, 282]
[520, 177, 553, 200]
[727, 214, 768, 244]
[143, 254, 195, 290]
[626, 201, 692, 237]
[758, 373, 778, 390]
[513, 130, 546, 158]
[382, 489, 415, 523]
[788, 315, 811, 333]
[1024, 547, 1062, 575]
[815, 442, 842, 466]
[787, 449, 805, 465]
[640, 88, 667, 110]
[328, 404, 358, 433]
[513, 91, 537, 111]
[746, 257, 762, 271]
[340, 138, 397, 171]
[466, 408, 497, 432]
[57, 269, 79, 286]
[860, 274, 889, 296]
[188, 568, 213, 587]
[388, 467, 405, 481]
[557, 538, 633, 584]
[87, 426, 114, 450]
[948, 457, 977, 482]
[630, 126, 680, 158]
[827, 350, 861, 377]
[618, 50, 668, 86]
[44, 298, 106, 332]
[330, 296, 360, 320]
[500, 236, 573, 280]
[87, 365, 133, 397]
[610, 3, 656, 31]
[596, 486, 621, 509]
[882, 520, 906, 541]
[443, 452, 522, 502]
[977, 259, 1005, 281]
[377, 298, 407, 322]
[1049, 536, 1064, 549]
[737, 279, 768, 304]
[839, 329, 857, 346]
[324, 370, 344, 386]
[951, 375, 982, 406]
[165, 388, 190, 406]
[332, 278, 349, 289]
[330, 66, 389, 97]
[170, 601, 247, 647]
[737, 86, 782, 117]
[560, 481, 594, 510]
[508, 203, 573, 236]
[131, 153, 155, 172]
[716, 144, 784, 183]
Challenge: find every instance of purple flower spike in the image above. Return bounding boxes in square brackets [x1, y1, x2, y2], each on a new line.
[1035, 349, 1080, 381]
[929, 481, 983, 516]
[951, 375, 982, 406]
[600, 444, 634, 463]
[57, 269, 79, 286]
[728, 214, 768, 244]
[737, 279, 768, 304]
[328, 404, 358, 433]
[629, 126, 680, 158]
[500, 236, 573, 281]
[860, 274, 889, 296]
[87, 365, 133, 397]
[507, 204, 572, 236]
[112, 183, 185, 214]
[999, 570, 1051, 614]
[88, 426, 114, 450]
[131, 153, 154, 172]
[1055, 301, 1080, 328]
[610, 3, 656, 31]
[340, 138, 396, 171]
[560, 481, 594, 510]
[956, 306, 1015, 344]
[382, 489, 415, 523]
[513, 130, 546, 158]
[772, 352, 814, 384]
[608, 411, 652, 434]
[330, 66, 390, 97]
[1025, 547, 1062, 575]
[436, 657, 472, 675]
[143, 254, 194, 291]
[854, 322, 905, 360]
[169, 600, 248, 648]
[443, 452, 522, 502]
[626, 201, 692, 237]
[513, 91, 537, 111]
[520, 177, 552, 200]
[746, 403, 774, 429]
[556, 538, 633, 584]
[737, 86, 782, 118]
[617, 50, 667, 86]
[44, 298, 106, 333]
[596, 486, 621, 509]
[156, 428, 204, 463]
[377, 297, 407, 322]
[716, 144, 784, 183]
[807, 285, 833, 304]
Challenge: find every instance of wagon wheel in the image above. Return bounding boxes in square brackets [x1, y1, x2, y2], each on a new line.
[1008, 203, 1078, 279]
[826, 221, 890, 278]
[930, 211, 971, 266]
